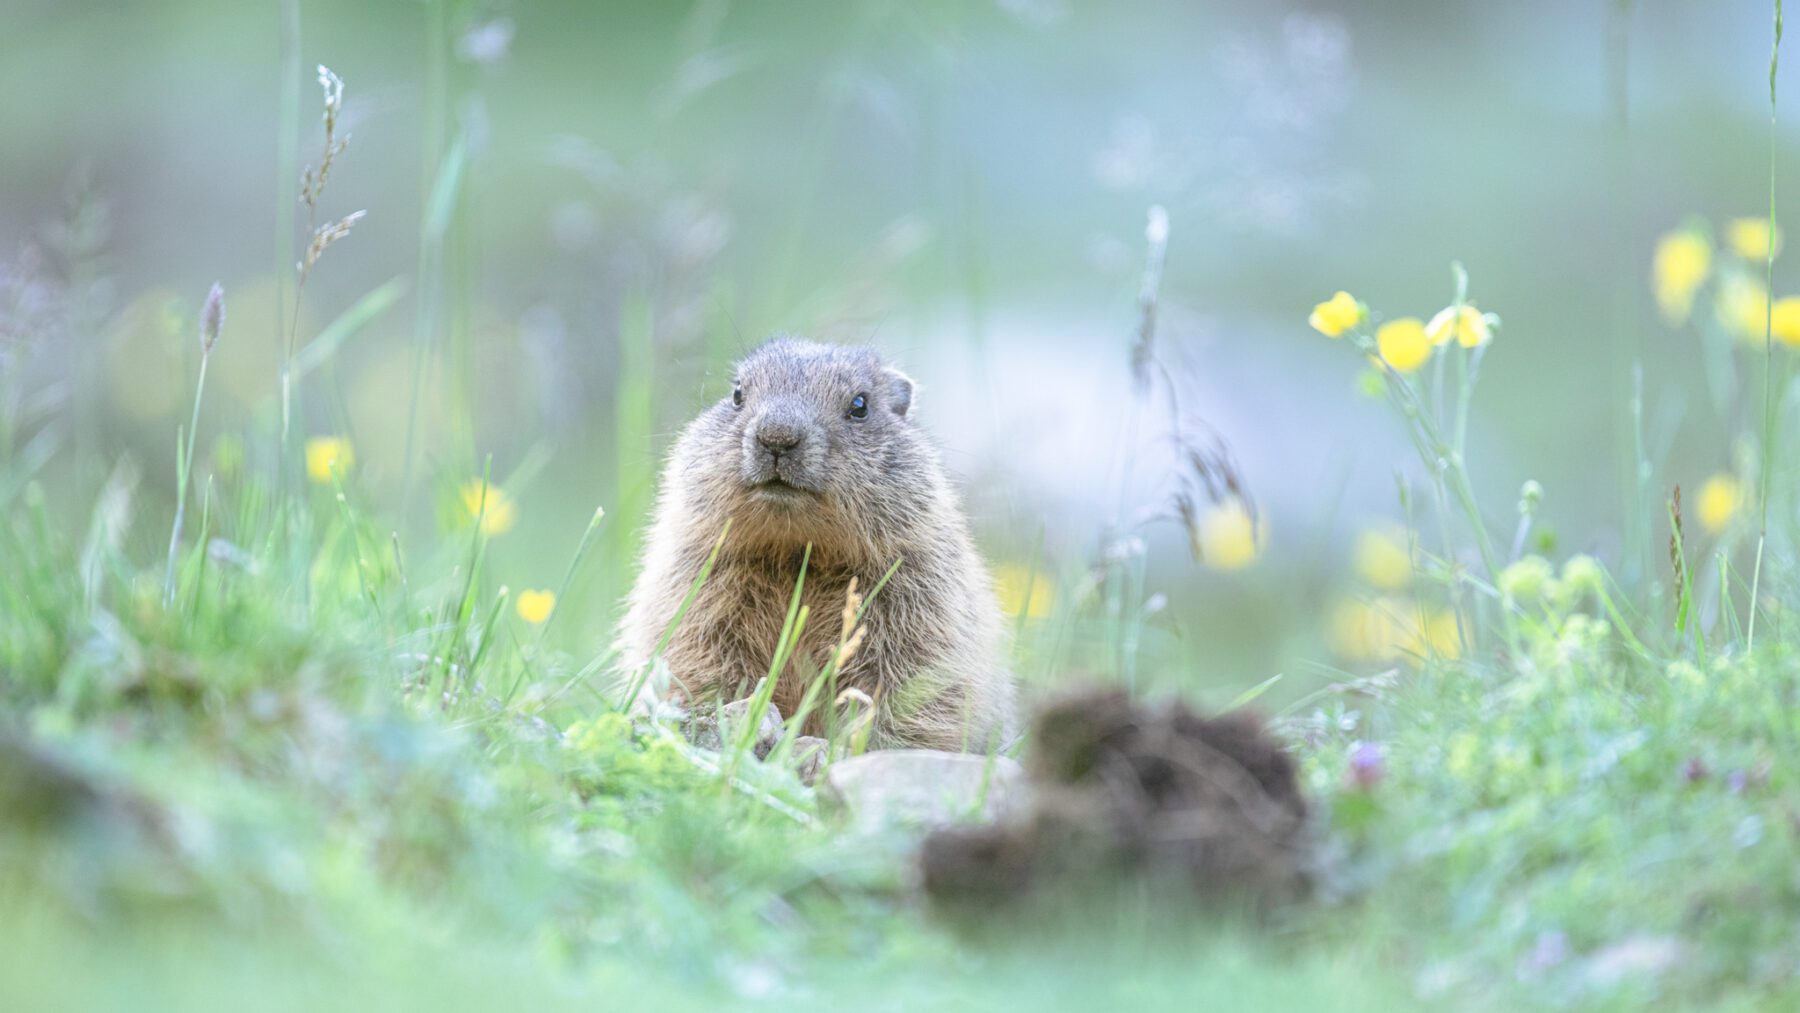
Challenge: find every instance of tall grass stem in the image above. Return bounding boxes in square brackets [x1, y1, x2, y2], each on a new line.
[1750, 0, 1783, 651]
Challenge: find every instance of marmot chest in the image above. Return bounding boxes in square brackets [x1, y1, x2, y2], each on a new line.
[702, 563, 895, 682]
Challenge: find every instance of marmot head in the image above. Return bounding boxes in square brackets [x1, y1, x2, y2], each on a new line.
[670, 338, 932, 560]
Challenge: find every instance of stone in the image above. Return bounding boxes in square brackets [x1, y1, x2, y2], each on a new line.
[817, 749, 1026, 832]
[684, 699, 784, 757]
[791, 735, 831, 785]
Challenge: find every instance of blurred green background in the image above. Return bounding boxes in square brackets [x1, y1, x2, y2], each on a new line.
[1, 0, 1787, 698]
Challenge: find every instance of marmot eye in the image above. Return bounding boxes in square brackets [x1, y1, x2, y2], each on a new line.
[848, 393, 869, 420]
[731, 384, 744, 409]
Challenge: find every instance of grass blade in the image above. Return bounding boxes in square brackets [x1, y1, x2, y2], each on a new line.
[291, 276, 409, 381]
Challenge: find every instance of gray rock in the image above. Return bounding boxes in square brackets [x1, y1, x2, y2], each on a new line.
[818, 749, 1026, 832]
[791, 735, 831, 785]
[684, 699, 784, 757]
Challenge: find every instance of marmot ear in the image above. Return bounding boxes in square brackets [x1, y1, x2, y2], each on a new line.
[885, 368, 915, 417]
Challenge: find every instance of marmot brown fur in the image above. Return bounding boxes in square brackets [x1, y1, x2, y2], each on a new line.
[618, 338, 1014, 751]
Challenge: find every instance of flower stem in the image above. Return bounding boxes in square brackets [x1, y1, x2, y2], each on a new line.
[1750, 0, 1783, 652]
[163, 352, 210, 606]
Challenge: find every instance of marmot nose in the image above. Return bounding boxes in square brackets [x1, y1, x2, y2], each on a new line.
[756, 422, 803, 456]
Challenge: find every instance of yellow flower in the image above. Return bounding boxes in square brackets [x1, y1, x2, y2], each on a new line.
[304, 436, 354, 483]
[1694, 473, 1742, 535]
[461, 480, 517, 536]
[1408, 607, 1462, 661]
[1309, 291, 1364, 338]
[1726, 217, 1782, 261]
[1424, 304, 1491, 348]
[1327, 598, 1403, 662]
[1716, 274, 1771, 342]
[1374, 317, 1432, 373]
[1352, 527, 1412, 590]
[1327, 598, 1459, 665]
[1198, 499, 1263, 571]
[992, 563, 1055, 619]
[1654, 230, 1711, 325]
[1770, 296, 1800, 346]
[516, 589, 556, 624]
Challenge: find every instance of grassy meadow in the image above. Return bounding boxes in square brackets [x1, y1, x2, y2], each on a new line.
[5, 2, 1800, 1009]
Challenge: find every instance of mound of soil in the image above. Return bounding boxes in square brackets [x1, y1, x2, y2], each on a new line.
[920, 686, 1310, 911]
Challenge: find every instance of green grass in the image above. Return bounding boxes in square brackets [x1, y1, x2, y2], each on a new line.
[0, 475, 1409, 1010]
[5, 440, 1799, 1009]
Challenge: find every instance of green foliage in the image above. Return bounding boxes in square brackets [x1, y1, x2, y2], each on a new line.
[9, 318, 1800, 1006]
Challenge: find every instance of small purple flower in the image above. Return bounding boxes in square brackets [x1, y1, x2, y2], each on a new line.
[1726, 761, 1770, 796]
[1525, 929, 1570, 974]
[1346, 740, 1385, 790]
[1681, 757, 1708, 784]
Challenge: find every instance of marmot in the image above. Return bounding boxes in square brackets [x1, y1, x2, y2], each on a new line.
[618, 338, 1014, 752]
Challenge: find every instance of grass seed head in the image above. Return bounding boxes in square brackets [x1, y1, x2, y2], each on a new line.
[1668, 485, 1687, 587]
[304, 211, 367, 275]
[833, 625, 867, 670]
[838, 576, 862, 642]
[198, 282, 224, 354]
[303, 65, 351, 212]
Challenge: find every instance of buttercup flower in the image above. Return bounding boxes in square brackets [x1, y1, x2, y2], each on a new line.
[516, 589, 556, 624]
[1375, 317, 1431, 373]
[461, 480, 518, 536]
[1327, 598, 1404, 662]
[304, 436, 354, 483]
[1653, 230, 1711, 325]
[1695, 473, 1742, 535]
[1198, 499, 1262, 570]
[1410, 607, 1462, 660]
[1726, 217, 1782, 261]
[1309, 291, 1364, 338]
[1327, 597, 1456, 664]
[1352, 527, 1412, 590]
[1770, 296, 1800, 346]
[1425, 304, 1491, 348]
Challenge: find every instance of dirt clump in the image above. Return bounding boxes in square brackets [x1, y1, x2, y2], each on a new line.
[920, 686, 1310, 912]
